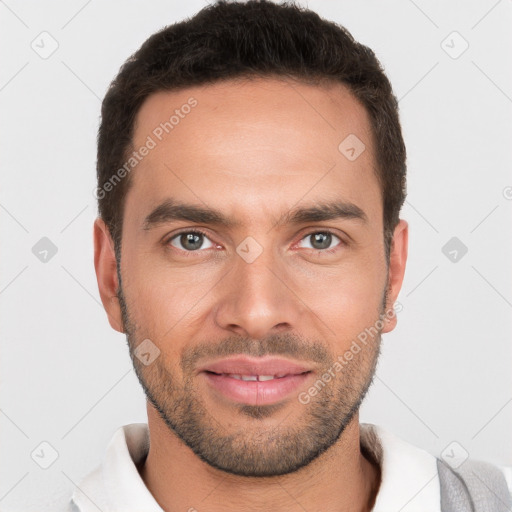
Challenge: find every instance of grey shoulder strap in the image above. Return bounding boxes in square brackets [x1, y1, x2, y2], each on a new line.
[437, 457, 512, 512]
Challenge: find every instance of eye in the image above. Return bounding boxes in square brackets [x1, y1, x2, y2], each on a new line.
[297, 231, 343, 252]
[168, 230, 214, 252]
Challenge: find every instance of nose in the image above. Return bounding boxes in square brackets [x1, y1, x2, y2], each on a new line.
[213, 244, 305, 340]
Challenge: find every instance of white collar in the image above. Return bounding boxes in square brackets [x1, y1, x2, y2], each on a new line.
[71, 422, 440, 511]
[360, 422, 440, 511]
[72, 423, 162, 511]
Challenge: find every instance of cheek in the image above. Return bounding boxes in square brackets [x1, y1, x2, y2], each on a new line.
[126, 255, 220, 336]
[291, 253, 386, 344]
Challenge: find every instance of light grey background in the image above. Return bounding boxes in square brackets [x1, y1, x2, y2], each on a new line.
[1, 1, 511, 510]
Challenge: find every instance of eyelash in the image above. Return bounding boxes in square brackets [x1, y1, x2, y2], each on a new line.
[164, 228, 344, 257]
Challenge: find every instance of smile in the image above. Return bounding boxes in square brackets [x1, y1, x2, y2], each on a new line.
[212, 373, 292, 381]
[200, 368, 312, 406]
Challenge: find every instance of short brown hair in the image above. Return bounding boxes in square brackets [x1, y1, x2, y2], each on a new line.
[96, 0, 406, 259]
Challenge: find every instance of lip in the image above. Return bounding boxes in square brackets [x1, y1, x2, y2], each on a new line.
[198, 356, 313, 406]
[197, 355, 312, 376]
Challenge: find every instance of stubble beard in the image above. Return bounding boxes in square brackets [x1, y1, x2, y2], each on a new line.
[116, 269, 384, 477]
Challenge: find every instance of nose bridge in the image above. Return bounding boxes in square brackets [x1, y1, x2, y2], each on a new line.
[213, 237, 301, 339]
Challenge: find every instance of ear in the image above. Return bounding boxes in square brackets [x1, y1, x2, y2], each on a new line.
[93, 217, 124, 333]
[382, 219, 408, 334]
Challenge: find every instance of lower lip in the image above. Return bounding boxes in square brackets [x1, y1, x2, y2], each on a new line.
[202, 372, 311, 406]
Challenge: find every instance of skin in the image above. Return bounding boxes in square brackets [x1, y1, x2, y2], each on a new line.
[94, 77, 408, 511]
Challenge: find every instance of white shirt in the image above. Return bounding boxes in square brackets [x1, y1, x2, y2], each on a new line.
[69, 422, 512, 511]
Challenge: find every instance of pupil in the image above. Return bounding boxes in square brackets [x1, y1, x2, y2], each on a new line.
[312, 232, 331, 250]
[181, 233, 202, 250]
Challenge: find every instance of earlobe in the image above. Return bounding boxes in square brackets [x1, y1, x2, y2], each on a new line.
[382, 219, 408, 334]
[93, 218, 124, 333]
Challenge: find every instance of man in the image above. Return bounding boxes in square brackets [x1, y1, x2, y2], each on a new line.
[71, 1, 511, 510]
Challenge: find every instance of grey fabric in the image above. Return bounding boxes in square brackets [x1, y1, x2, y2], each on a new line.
[437, 458, 512, 512]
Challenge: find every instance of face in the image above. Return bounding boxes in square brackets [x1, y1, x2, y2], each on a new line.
[95, 78, 407, 477]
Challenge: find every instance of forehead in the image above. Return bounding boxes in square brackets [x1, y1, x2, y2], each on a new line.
[125, 77, 381, 230]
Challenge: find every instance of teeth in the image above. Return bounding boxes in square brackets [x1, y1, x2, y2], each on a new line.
[225, 374, 285, 381]
[241, 375, 258, 381]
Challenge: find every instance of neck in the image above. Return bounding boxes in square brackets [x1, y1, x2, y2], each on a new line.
[138, 404, 381, 512]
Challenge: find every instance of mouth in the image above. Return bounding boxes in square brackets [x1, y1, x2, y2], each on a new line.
[198, 356, 314, 406]
[205, 372, 306, 381]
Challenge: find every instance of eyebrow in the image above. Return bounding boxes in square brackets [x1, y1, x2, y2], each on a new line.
[142, 198, 367, 231]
